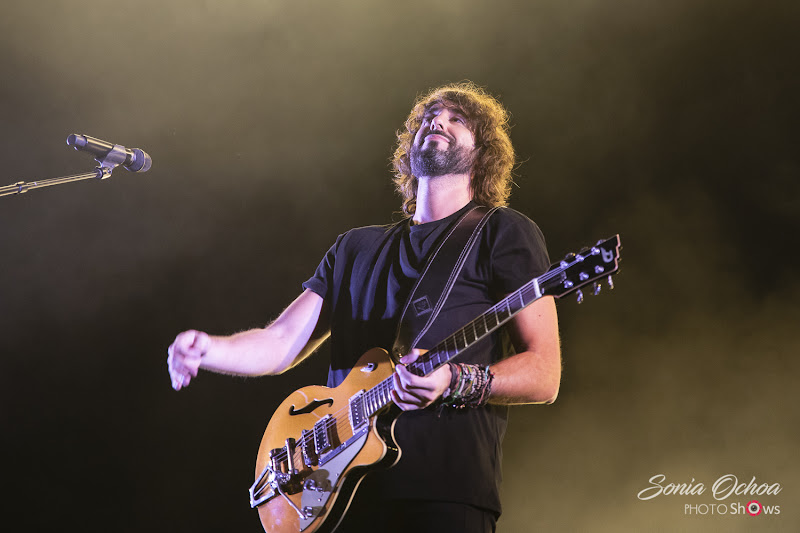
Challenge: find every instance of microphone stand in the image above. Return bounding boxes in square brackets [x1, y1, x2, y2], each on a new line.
[1, 143, 130, 198]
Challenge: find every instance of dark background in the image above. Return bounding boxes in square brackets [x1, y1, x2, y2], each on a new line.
[1, 1, 797, 531]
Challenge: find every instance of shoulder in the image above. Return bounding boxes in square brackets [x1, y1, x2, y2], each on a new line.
[480, 206, 552, 290]
[487, 205, 538, 225]
[484, 206, 546, 244]
[332, 221, 406, 254]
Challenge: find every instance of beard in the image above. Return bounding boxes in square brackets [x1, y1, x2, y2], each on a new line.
[409, 139, 475, 178]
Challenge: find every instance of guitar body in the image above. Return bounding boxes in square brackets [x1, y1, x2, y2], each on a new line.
[254, 348, 400, 533]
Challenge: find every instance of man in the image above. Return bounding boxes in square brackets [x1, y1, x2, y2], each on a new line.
[168, 82, 561, 532]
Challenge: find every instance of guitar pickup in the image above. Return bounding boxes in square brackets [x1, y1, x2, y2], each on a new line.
[348, 391, 368, 432]
[300, 429, 318, 467]
[313, 414, 338, 456]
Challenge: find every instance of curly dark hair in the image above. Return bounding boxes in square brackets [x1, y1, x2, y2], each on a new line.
[392, 81, 515, 216]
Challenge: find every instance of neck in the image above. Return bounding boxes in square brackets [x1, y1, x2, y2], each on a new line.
[412, 173, 472, 224]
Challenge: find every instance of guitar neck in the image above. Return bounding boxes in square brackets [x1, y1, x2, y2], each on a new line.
[361, 278, 542, 416]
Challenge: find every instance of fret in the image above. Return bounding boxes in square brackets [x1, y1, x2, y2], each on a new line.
[445, 336, 456, 357]
[454, 330, 467, 351]
[421, 358, 432, 375]
[496, 300, 511, 322]
[506, 290, 522, 314]
[376, 383, 384, 408]
[370, 383, 382, 414]
[522, 281, 536, 305]
[464, 322, 476, 345]
[485, 309, 499, 330]
[429, 356, 437, 372]
[475, 316, 488, 338]
[371, 385, 378, 409]
[429, 349, 443, 369]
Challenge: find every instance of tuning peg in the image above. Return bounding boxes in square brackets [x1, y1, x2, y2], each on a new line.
[607, 275, 614, 290]
[593, 282, 601, 296]
[576, 289, 584, 304]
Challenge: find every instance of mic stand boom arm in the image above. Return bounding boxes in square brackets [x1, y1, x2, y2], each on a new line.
[1, 144, 128, 198]
[0, 167, 113, 198]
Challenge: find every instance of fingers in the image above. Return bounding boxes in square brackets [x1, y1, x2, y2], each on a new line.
[398, 348, 425, 365]
[392, 363, 448, 411]
[167, 330, 209, 391]
[168, 349, 191, 391]
[392, 388, 423, 411]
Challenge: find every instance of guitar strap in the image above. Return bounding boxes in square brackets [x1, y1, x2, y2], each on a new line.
[391, 204, 500, 360]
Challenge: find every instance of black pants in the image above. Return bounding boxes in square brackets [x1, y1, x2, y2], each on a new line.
[335, 498, 497, 533]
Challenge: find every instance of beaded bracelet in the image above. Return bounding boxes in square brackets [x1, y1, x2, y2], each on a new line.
[440, 362, 495, 409]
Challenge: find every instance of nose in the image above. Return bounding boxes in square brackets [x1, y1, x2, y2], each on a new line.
[429, 113, 443, 131]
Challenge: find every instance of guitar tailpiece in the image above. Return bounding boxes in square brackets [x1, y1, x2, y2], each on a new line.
[274, 479, 309, 520]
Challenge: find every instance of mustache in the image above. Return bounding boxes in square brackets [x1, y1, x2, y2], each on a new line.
[422, 130, 454, 143]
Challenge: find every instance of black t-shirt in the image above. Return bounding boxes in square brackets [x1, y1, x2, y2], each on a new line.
[302, 202, 550, 514]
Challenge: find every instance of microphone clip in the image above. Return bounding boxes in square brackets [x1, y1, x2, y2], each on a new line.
[95, 143, 130, 178]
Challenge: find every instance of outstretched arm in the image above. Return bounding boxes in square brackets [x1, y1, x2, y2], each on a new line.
[167, 289, 330, 390]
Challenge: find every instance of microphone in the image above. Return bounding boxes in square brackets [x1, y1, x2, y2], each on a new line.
[66, 134, 152, 172]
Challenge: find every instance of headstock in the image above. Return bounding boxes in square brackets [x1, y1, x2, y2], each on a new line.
[539, 235, 621, 302]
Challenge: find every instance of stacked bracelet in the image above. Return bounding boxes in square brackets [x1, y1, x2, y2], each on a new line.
[440, 362, 495, 409]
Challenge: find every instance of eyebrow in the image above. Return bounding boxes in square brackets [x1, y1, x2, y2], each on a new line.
[423, 104, 468, 121]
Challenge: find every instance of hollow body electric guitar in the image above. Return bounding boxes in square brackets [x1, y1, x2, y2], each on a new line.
[249, 235, 622, 533]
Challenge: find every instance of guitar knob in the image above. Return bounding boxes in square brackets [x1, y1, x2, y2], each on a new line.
[576, 289, 584, 304]
[593, 282, 601, 296]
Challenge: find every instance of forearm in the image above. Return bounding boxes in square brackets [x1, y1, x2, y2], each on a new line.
[200, 324, 323, 376]
[488, 348, 561, 405]
[487, 296, 561, 405]
[196, 289, 328, 377]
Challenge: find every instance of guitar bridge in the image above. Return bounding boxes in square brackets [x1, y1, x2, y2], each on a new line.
[250, 430, 372, 531]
